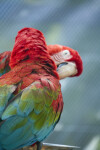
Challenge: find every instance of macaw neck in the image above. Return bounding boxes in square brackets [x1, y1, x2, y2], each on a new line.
[10, 27, 48, 69]
[14, 60, 59, 80]
[9, 48, 59, 79]
[9, 46, 59, 79]
[9, 27, 59, 79]
[9, 45, 49, 68]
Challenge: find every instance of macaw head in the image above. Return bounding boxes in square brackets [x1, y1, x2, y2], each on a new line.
[48, 45, 83, 79]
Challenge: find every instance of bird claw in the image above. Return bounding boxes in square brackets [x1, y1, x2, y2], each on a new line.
[37, 142, 43, 150]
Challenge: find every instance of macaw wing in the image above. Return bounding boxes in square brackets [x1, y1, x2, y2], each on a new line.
[0, 78, 62, 150]
[0, 51, 11, 76]
[0, 84, 17, 116]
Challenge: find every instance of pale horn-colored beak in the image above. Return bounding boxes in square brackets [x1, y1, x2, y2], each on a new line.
[57, 62, 78, 79]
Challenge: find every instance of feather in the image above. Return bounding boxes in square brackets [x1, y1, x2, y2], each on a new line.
[0, 27, 62, 150]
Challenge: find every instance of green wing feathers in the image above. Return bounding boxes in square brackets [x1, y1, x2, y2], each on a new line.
[1, 78, 62, 128]
[0, 84, 16, 115]
[0, 74, 63, 149]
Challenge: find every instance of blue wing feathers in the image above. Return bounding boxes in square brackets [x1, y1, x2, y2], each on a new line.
[0, 78, 61, 149]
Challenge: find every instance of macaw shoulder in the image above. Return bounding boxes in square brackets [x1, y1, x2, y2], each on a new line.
[0, 64, 62, 118]
[0, 63, 40, 85]
[0, 51, 11, 76]
[0, 62, 56, 85]
[0, 76, 63, 132]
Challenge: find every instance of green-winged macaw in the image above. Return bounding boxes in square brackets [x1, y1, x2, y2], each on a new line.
[0, 45, 83, 79]
[0, 27, 83, 150]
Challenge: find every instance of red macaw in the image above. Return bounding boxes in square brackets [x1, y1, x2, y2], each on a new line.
[0, 45, 83, 79]
[0, 28, 83, 150]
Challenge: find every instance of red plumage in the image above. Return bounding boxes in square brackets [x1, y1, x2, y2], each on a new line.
[0, 51, 11, 72]
[10, 28, 56, 72]
[0, 27, 83, 150]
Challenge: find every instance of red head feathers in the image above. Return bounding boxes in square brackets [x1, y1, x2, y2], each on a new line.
[48, 45, 83, 77]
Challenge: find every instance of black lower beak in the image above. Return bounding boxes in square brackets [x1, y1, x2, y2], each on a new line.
[57, 62, 68, 69]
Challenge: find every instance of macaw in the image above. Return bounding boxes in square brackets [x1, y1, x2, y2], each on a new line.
[0, 45, 83, 79]
[0, 27, 83, 150]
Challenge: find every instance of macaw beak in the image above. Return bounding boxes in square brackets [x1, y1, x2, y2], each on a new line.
[57, 62, 68, 69]
[57, 61, 78, 79]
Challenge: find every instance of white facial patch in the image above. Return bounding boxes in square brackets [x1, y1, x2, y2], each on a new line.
[51, 50, 72, 66]
[62, 50, 72, 60]
[62, 50, 70, 55]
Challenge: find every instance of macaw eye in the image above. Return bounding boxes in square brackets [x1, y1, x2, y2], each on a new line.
[62, 50, 70, 56]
